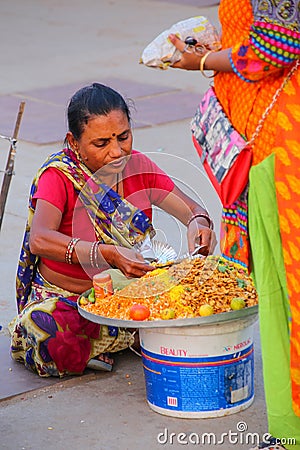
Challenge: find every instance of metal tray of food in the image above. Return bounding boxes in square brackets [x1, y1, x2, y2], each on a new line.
[78, 246, 258, 328]
[78, 299, 258, 329]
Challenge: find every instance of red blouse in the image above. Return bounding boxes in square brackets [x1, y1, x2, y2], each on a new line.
[33, 150, 175, 280]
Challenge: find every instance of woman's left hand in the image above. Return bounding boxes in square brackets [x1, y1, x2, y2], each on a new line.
[168, 34, 205, 70]
[187, 219, 217, 256]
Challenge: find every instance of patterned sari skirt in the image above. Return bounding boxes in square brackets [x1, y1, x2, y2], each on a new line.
[9, 270, 134, 377]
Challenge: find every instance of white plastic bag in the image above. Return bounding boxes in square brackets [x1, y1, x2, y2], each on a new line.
[140, 16, 221, 70]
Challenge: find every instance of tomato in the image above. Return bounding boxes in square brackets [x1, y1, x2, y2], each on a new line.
[129, 304, 150, 321]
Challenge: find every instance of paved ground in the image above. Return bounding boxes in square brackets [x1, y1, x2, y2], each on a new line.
[0, 1, 268, 449]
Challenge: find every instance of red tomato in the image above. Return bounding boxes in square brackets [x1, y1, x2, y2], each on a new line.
[129, 304, 150, 321]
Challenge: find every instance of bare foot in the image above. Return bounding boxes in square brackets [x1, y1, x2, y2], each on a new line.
[97, 353, 114, 365]
[87, 353, 113, 372]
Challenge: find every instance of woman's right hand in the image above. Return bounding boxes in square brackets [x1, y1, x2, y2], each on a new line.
[102, 245, 154, 278]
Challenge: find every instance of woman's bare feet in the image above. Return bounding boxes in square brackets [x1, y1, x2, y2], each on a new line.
[86, 352, 113, 371]
[97, 353, 114, 365]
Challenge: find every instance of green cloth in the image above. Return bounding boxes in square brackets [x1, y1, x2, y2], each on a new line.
[249, 154, 300, 449]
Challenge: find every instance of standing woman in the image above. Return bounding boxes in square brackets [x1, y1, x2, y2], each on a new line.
[168, 1, 300, 449]
[9, 83, 215, 378]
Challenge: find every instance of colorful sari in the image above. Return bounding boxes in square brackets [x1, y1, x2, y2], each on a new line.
[10, 270, 133, 377]
[10, 148, 154, 377]
[212, 0, 300, 446]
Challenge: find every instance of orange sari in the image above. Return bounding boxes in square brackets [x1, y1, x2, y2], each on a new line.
[215, 0, 287, 268]
[275, 78, 300, 416]
[214, 0, 300, 418]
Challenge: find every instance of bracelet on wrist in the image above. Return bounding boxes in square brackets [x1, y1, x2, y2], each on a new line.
[90, 241, 101, 269]
[187, 213, 214, 230]
[65, 237, 80, 264]
[89, 242, 96, 268]
[93, 241, 101, 269]
[200, 51, 216, 79]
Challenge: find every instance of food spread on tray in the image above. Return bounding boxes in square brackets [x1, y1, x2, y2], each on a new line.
[79, 256, 258, 321]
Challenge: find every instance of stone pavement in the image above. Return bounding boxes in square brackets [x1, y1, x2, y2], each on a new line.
[0, 1, 268, 449]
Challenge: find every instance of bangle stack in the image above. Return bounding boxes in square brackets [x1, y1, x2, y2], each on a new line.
[200, 51, 216, 78]
[187, 213, 214, 230]
[90, 241, 101, 269]
[65, 237, 80, 264]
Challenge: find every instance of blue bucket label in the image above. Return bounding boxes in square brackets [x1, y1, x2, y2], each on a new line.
[142, 345, 254, 412]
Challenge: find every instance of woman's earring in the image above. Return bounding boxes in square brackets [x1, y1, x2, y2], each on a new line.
[73, 147, 83, 163]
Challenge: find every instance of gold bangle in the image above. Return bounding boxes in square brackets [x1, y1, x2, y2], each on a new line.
[65, 237, 80, 264]
[200, 51, 215, 78]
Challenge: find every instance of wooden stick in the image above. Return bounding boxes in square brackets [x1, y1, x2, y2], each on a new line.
[0, 101, 25, 231]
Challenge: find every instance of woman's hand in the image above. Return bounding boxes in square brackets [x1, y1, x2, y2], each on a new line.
[168, 34, 206, 70]
[157, 186, 217, 257]
[187, 219, 217, 256]
[169, 34, 232, 73]
[102, 245, 154, 278]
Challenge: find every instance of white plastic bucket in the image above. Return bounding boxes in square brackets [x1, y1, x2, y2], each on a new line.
[140, 314, 257, 418]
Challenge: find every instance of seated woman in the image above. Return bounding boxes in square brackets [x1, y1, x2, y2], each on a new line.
[9, 83, 216, 377]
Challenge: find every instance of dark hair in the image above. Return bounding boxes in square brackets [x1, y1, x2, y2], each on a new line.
[67, 83, 132, 140]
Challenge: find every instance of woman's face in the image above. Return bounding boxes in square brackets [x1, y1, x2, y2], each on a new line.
[68, 109, 133, 175]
